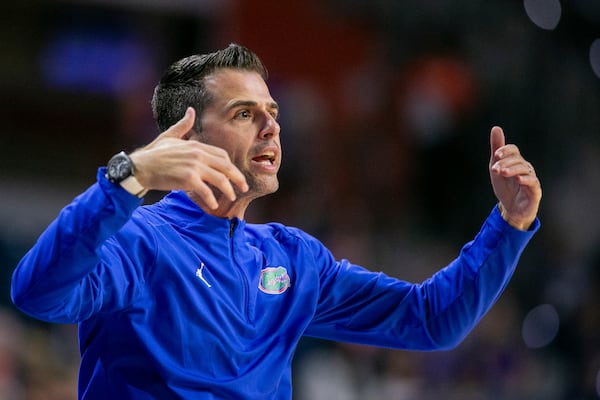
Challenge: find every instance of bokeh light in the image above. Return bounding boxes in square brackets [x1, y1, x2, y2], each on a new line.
[590, 38, 600, 79]
[521, 303, 560, 349]
[524, 0, 562, 30]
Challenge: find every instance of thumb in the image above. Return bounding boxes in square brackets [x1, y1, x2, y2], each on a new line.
[490, 126, 505, 162]
[161, 107, 196, 139]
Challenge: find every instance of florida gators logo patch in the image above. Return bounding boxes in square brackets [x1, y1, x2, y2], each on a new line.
[259, 266, 291, 294]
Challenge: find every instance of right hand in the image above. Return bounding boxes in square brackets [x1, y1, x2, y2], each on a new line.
[129, 107, 248, 209]
[489, 126, 541, 230]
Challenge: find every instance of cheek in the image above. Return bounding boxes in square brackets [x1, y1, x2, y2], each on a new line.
[229, 147, 251, 169]
[201, 127, 252, 166]
[209, 137, 244, 161]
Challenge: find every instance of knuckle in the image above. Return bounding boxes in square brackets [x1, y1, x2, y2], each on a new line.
[215, 147, 231, 159]
[180, 169, 197, 182]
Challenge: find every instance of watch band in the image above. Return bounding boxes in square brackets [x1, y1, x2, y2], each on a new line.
[119, 175, 148, 198]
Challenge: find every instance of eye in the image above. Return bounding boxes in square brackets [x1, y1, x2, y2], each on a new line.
[235, 110, 252, 120]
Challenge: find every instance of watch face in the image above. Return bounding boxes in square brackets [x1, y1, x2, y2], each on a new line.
[107, 152, 132, 183]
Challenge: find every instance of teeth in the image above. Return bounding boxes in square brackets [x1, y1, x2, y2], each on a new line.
[253, 155, 274, 165]
[254, 152, 274, 161]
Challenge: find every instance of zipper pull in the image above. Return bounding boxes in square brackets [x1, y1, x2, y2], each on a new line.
[229, 220, 237, 238]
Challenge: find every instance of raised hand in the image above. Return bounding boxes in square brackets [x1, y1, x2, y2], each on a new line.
[489, 126, 542, 230]
[129, 107, 248, 209]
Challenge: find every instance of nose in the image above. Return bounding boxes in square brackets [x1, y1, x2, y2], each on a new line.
[259, 112, 280, 140]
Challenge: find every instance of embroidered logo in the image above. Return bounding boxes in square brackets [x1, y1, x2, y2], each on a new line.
[195, 262, 212, 288]
[258, 266, 291, 294]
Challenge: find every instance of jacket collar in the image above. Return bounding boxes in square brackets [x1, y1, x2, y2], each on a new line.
[157, 191, 246, 235]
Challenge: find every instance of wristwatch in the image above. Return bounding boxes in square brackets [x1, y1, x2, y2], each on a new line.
[106, 151, 148, 198]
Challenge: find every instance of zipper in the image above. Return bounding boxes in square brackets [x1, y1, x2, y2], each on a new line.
[228, 219, 253, 322]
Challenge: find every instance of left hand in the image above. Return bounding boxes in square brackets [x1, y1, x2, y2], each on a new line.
[489, 126, 542, 230]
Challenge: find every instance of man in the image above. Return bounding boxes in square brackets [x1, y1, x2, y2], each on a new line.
[11, 44, 541, 399]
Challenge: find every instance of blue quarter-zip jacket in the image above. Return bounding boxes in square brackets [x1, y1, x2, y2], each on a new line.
[11, 169, 539, 399]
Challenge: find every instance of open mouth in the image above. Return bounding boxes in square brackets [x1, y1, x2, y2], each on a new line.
[252, 152, 276, 165]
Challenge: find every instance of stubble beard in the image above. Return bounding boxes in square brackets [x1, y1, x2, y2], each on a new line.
[237, 170, 279, 201]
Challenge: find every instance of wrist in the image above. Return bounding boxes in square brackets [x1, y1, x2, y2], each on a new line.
[106, 151, 148, 198]
[119, 175, 148, 198]
[497, 203, 532, 231]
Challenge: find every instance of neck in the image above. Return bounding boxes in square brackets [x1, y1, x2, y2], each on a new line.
[186, 191, 253, 220]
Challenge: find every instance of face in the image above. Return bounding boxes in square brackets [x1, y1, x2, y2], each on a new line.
[200, 69, 282, 200]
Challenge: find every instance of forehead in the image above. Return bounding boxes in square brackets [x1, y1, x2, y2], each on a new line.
[204, 69, 274, 105]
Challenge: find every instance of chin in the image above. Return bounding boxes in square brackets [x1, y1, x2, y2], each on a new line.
[248, 177, 279, 198]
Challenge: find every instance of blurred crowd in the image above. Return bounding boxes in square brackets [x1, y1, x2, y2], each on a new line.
[1, 0, 599, 399]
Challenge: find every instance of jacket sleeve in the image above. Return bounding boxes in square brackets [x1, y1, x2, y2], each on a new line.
[304, 205, 539, 350]
[10, 168, 149, 323]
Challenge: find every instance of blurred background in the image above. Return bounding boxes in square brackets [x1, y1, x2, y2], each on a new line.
[1, 0, 599, 398]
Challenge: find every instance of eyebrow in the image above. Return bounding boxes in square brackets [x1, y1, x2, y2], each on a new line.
[225, 100, 280, 113]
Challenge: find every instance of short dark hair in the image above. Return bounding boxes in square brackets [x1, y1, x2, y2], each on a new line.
[151, 43, 268, 132]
